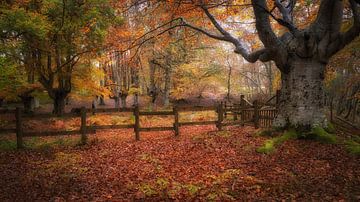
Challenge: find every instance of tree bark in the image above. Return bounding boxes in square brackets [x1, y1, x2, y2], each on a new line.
[21, 96, 35, 114]
[273, 59, 327, 128]
[53, 93, 67, 116]
[99, 95, 105, 105]
[164, 66, 171, 107]
[114, 96, 119, 108]
[120, 94, 127, 108]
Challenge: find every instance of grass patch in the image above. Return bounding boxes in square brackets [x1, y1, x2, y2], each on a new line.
[256, 129, 297, 154]
[256, 140, 275, 154]
[0, 139, 17, 150]
[306, 127, 337, 144]
[325, 123, 336, 134]
[345, 139, 360, 156]
[257, 127, 337, 154]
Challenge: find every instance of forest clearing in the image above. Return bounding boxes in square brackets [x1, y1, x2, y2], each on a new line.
[1, 0, 360, 201]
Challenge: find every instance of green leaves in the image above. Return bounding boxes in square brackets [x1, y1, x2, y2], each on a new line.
[0, 57, 26, 100]
[0, 7, 50, 39]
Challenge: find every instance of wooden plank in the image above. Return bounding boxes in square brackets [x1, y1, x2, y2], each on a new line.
[0, 129, 16, 134]
[222, 120, 253, 126]
[93, 108, 133, 113]
[0, 109, 16, 114]
[253, 100, 259, 128]
[173, 106, 179, 136]
[71, 107, 133, 114]
[134, 106, 140, 141]
[15, 108, 23, 149]
[222, 121, 243, 126]
[259, 116, 275, 120]
[90, 124, 134, 130]
[217, 102, 224, 130]
[80, 107, 87, 144]
[139, 111, 174, 116]
[23, 129, 96, 137]
[177, 106, 216, 111]
[178, 121, 217, 126]
[22, 113, 78, 119]
[139, 127, 174, 132]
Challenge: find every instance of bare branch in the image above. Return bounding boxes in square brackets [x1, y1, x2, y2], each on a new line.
[274, 0, 299, 35]
[251, 0, 287, 66]
[311, 0, 344, 39]
[341, 0, 360, 44]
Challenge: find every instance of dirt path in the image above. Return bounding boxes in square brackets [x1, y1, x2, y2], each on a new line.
[0, 126, 359, 201]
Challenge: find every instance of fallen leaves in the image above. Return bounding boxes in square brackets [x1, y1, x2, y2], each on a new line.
[0, 126, 359, 201]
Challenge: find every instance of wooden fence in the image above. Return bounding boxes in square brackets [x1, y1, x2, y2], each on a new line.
[0, 93, 279, 149]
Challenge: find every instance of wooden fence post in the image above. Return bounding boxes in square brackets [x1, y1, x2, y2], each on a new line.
[240, 95, 245, 126]
[276, 90, 280, 110]
[173, 105, 179, 136]
[233, 104, 238, 121]
[253, 100, 259, 129]
[134, 105, 140, 141]
[330, 98, 333, 122]
[80, 107, 87, 144]
[92, 100, 96, 115]
[15, 107, 23, 149]
[224, 101, 228, 119]
[217, 102, 224, 131]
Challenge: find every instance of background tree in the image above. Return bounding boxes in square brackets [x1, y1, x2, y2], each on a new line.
[0, 0, 118, 115]
[125, 0, 360, 129]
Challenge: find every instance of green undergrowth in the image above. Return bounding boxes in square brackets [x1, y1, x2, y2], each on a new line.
[302, 127, 337, 144]
[345, 136, 360, 156]
[0, 139, 17, 150]
[324, 123, 336, 134]
[256, 129, 297, 154]
[256, 125, 338, 154]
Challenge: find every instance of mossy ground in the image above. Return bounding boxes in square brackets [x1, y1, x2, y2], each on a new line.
[345, 136, 360, 156]
[256, 124, 338, 154]
[256, 129, 297, 154]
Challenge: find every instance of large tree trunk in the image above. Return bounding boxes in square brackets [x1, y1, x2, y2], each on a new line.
[273, 59, 327, 128]
[53, 94, 66, 116]
[21, 96, 35, 114]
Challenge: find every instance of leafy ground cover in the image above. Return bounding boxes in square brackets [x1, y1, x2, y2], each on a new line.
[0, 125, 359, 201]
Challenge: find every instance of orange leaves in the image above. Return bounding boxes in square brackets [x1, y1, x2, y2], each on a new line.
[0, 124, 360, 200]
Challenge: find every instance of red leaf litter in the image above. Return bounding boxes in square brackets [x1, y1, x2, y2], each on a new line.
[0, 126, 359, 201]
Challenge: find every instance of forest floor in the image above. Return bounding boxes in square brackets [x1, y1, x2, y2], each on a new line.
[0, 124, 359, 201]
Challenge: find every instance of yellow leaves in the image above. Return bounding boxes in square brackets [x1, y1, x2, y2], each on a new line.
[272, 68, 281, 91]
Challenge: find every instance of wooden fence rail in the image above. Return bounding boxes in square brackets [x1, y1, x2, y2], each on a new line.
[0, 94, 279, 148]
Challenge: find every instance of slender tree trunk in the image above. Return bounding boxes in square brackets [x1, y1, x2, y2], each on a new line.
[120, 95, 127, 108]
[164, 66, 171, 107]
[227, 64, 232, 100]
[99, 95, 105, 105]
[114, 96, 119, 108]
[273, 59, 327, 128]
